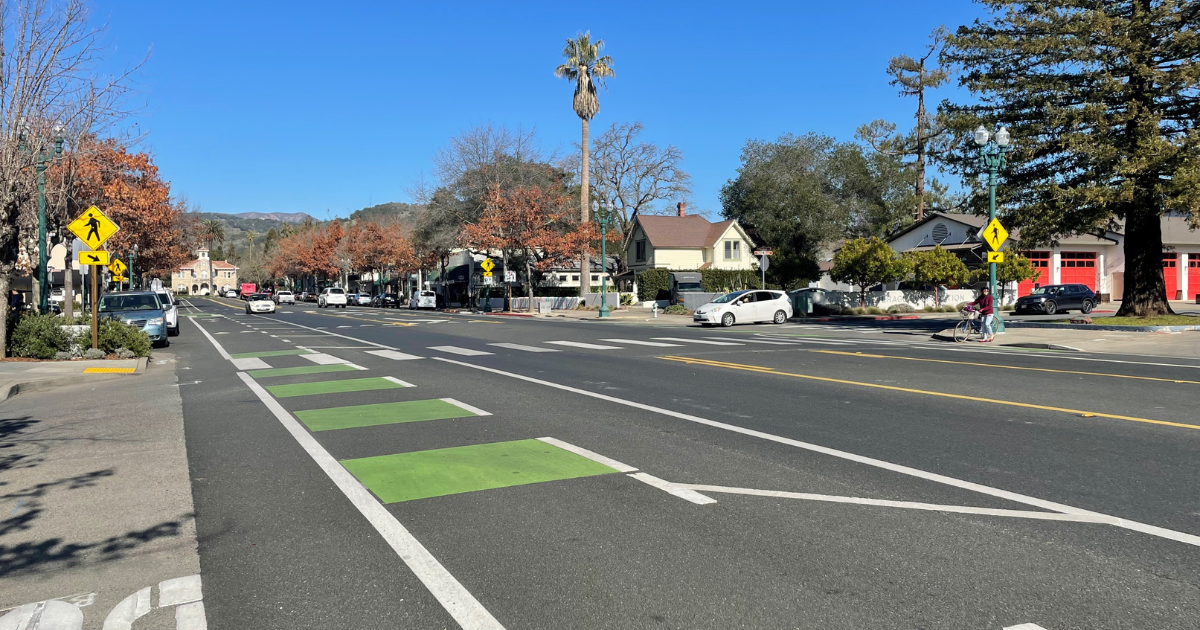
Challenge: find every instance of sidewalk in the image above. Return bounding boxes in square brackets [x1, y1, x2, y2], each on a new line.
[0, 357, 148, 401]
[0, 351, 203, 629]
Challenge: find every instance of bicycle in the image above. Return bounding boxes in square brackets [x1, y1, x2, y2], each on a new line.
[953, 305, 985, 343]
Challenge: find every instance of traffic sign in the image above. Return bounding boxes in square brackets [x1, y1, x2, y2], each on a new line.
[78, 250, 110, 266]
[988, 251, 1005, 263]
[480, 258, 495, 273]
[109, 258, 127, 276]
[759, 254, 770, 272]
[482, 275, 495, 286]
[753, 249, 773, 256]
[982, 218, 1008, 251]
[504, 270, 516, 283]
[67, 206, 119, 251]
[482, 271, 493, 277]
[111, 275, 127, 282]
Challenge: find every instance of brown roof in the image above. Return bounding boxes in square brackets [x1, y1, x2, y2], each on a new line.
[636, 215, 740, 248]
[180, 259, 238, 270]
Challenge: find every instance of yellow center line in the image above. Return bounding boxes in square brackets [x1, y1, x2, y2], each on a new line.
[810, 349, 1200, 385]
[333, 314, 415, 326]
[658, 355, 1200, 431]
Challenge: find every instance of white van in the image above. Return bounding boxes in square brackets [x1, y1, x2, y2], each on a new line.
[318, 287, 348, 308]
[409, 290, 437, 309]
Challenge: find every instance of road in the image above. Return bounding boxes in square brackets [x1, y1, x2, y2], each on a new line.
[171, 297, 1200, 630]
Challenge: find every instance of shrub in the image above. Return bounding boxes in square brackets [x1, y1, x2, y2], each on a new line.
[637, 269, 670, 301]
[999, 304, 1015, 312]
[10, 313, 72, 359]
[887, 304, 916, 314]
[96, 318, 152, 356]
[812, 303, 846, 316]
[954, 302, 971, 310]
[664, 304, 691, 315]
[83, 348, 106, 360]
[923, 305, 937, 313]
[620, 292, 635, 306]
[54, 351, 73, 360]
[940, 305, 958, 312]
[115, 348, 136, 359]
[866, 306, 884, 315]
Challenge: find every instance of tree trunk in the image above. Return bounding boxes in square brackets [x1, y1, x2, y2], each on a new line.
[1116, 204, 1173, 317]
[915, 89, 926, 222]
[0, 273, 10, 357]
[580, 116, 590, 299]
[502, 249, 511, 312]
[64, 261, 74, 319]
[525, 252, 535, 314]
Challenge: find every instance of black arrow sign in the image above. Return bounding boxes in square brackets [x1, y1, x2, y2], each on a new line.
[86, 254, 100, 262]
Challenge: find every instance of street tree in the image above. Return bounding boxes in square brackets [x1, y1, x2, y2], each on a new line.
[555, 31, 614, 297]
[941, 0, 1200, 317]
[200, 219, 225, 250]
[830, 237, 911, 307]
[973, 251, 1041, 301]
[905, 245, 968, 305]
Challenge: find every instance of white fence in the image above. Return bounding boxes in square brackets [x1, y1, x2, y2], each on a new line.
[484, 296, 582, 311]
[825, 288, 1015, 309]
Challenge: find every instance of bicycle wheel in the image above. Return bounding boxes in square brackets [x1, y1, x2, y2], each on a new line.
[953, 320, 971, 342]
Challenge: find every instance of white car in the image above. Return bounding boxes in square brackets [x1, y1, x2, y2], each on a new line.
[224, 289, 238, 298]
[355, 293, 373, 306]
[693, 290, 793, 327]
[274, 291, 295, 305]
[409, 290, 437, 309]
[155, 290, 180, 336]
[318, 287, 348, 308]
[245, 293, 276, 314]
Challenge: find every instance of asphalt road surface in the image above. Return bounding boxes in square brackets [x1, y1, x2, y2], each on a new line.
[171, 297, 1200, 630]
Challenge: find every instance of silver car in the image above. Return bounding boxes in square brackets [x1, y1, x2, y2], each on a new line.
[154, 290, 180, 336]
[693, 290, 793, 327]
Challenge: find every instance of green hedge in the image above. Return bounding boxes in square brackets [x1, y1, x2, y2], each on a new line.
[637, 268, 764, 301]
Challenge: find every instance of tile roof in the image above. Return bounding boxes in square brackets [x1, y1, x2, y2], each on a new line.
[635, 215, 740, 248]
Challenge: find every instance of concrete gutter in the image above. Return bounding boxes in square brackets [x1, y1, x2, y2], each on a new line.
[1005, 321, 1200, 333]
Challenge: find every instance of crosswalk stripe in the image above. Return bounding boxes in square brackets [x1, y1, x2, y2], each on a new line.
[652, 337, 743, 346]
[428, 346, 493, 356]
[600, 339, 683, 347]
[545, 341, 622, 350]
[365, 349, 424, 361]
[711, 337, 798, 345]
[301, 353, 350, 365]
[489, 343, 560, 353]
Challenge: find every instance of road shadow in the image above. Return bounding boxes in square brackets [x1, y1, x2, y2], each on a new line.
[0, 416, 38, 475]
[0, 511, 194, 578]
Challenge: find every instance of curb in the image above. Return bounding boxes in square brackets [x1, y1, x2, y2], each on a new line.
[0, 356, 150, 402]
[1000, 342, 1082, 351]
[1005, 321, 1200, 332]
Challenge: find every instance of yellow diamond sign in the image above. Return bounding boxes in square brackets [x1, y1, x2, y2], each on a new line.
[109, 258, 127, 276]
[68, 206, 119, 250]
[480, 258, 495, 272]
[982, 218, 1008, 251]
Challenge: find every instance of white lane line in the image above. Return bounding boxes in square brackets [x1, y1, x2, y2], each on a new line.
[366, 349, 424, 360]
[545, 341, 621, 350]
[231, 358, 272, 371]
[337, 325, 353, 328]
[629, 473, 717, 505]
[429, 346, 493, 356]
[214, 331, 229, 335]
[192, 321, 233, 360]
[239, 330, 256, 334]
[261, 317, 399, 349]
[536, 437, 639, 472]
[652, 337, 743, 346]
[673, 484, 1109, 522]
[440, 398, 492, 416]
[431, 356, 1200, 550]
[346, 362, 369, 371]
[383, 376, 416, 387]
[600, 339, 684, 347]
[158, 575, 202, 607]
[709, 337, 799, 345]
[301, 353, 349, 365]
[234, 373, 504, 629]
[1004, 625, 1048, 630]
[489, 343, 560, 353]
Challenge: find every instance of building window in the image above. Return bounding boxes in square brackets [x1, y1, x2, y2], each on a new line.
[558, 275, 568, 281]
[1060, 251, 1095, 268]
[724, 240, 741, 260]
[636, 240, 646, 262]
[1020, 251, 1050, 268]
[702, 249, 707, 263]
[1163, 253, 1178, 268]
[571, 275, 579, 282]
[591, 275, 599, 282]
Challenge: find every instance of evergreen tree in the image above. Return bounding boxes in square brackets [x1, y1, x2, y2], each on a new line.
[941, 0, 1200, 316]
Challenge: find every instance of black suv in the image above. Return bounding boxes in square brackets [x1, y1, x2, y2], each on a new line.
[1014, 284, 1096, 315]
[372, 293, 402, 308]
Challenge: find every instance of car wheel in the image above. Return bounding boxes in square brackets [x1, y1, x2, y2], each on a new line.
[1081, 300, 1094, 314]
[169, 326, 179, 337]
[721, 313, 735, 327]
[1043, 300, 1057, 315]
[773, 310, 787, 324]
[245, 308, 250, 314]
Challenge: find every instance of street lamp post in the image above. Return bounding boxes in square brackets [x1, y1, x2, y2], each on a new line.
[128, 244, 138, 291]
[973, 124, 1011, 333]
[18, 121, 65, 312]
[594, 200, 611, 318]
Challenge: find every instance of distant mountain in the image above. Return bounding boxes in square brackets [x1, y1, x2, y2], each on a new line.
[232, 212, 311, 223]
[349, 202, 424, 226]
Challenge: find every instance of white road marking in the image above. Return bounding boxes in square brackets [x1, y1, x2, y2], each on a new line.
[158, 575, 202, 607]
[489, 343, 560, 353]
[346, 362, 369, 371]
[629, 473, 717, 505]
[301, 353, 349, 365]
[431, 357, 1200, 549]
[441, 398, 492, 416]
[429, 346, 493, 356]
[176, 602, 206, 629]
[383, 376, 416, 387]
[536, 437, 638, 472]
[214, 331, 229, 335]
[600, 339, 683, 347]
[709, 337, 798, 345]
[652, 337, 742, 346]
[1004, 625, 1048, 630]
[545, 341, 621, 349]
[102, 586, 150, 629]
[0, 600, 83, 628]
[231, 357, 271, 371]
[337, 325, 352, 328]
[239, 330, 255, 333]
[365, 349, 424, 361]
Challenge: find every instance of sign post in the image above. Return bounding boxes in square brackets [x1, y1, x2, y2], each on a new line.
[479, 258, 495, 313]
[754, 249, 773, 289]
[68, 206, 120, 350]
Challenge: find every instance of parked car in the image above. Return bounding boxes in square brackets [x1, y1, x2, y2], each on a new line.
[224, 289, 238, 298]
[354, 293, 373, 306]
[409, 290, 437, 309]
[1014, 284, 1095, 315]
[693, 290, 793, 327]
[98, 291, 169, 347]
[245, 293, 276, 314]
[372, 293, 401, 308]
[154, 290, 181, 336]
[274, 290, 295, 305]
[49, 287, 66, 305]
[318, 287, 348, 308]
[299, 291, 310, 302]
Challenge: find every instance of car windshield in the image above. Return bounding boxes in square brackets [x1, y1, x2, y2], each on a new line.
[328, 288, 344, 294]
[155, 293, 172, 306]
[278, 292, 291, 296]
[675, 282, 703, 292]
[712, 291, 748, 304]
[1029, 287, 1059, 295]
[100, 294, 160, 312]
[250, 294, 267, 300]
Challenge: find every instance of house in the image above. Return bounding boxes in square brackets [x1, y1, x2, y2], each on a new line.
[623, 203, 757, 274]
[172, 248, 239, 295]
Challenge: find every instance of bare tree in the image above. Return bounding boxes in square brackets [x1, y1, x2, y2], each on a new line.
[573, 121, 692, 236]
[0, 0, 141, 355]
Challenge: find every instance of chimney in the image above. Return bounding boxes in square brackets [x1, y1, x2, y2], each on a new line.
[677, 202, 686, 217]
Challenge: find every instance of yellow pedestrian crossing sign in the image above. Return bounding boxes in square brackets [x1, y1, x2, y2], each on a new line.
[78, 250, 110, 266]
[988, 251, 1005, 263]
[109, 258, 127, 277]
[983, 218, 1008, 251]
[67, 205, 119, 251]
[480, 258, 495, 272]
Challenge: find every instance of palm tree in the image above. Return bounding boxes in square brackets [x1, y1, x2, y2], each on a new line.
[201, 219, 225, 250]
[555, 32, 613, 297]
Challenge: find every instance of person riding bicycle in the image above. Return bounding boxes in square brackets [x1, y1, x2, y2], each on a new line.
[972, 287, 995, 343]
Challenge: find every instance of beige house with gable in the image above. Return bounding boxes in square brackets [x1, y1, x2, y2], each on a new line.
[624, 203, 757, 273]
[171, 247, 239, 295]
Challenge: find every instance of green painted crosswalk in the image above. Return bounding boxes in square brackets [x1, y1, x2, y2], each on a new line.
[266, 377, 411, 398]
[231, 349, 314, 359]
[341, 439, 618, 503]
[294, 399, 481, 431]
[248, 364, 360, 378]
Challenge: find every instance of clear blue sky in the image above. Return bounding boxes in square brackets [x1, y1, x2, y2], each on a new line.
[94, 0, 987, 220]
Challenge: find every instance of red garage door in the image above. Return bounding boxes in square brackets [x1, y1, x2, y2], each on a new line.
[1059, 252, 1097, 290]
[1163, 253, 1179, 300]
[1018, 251, 1051, 296]
[1189, 256, 1200, 301]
